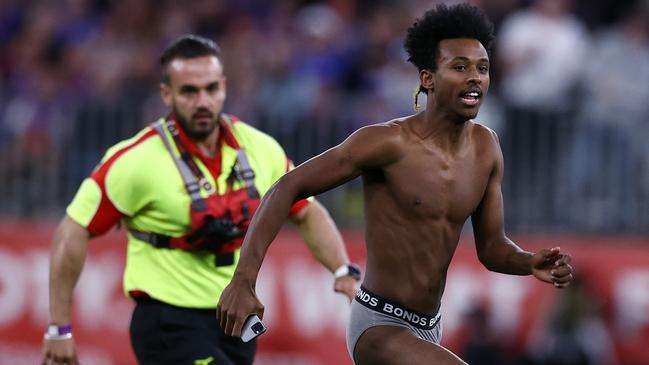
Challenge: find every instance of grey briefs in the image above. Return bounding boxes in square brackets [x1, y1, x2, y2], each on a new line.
[346, 286, 442, 364]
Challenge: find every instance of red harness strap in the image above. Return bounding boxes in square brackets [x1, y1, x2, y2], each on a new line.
[128, 114, 260, 266]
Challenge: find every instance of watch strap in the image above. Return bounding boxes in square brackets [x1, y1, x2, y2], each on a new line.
[334, 263, 362, 281]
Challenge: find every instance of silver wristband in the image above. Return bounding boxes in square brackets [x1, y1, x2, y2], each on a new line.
[43, 332, 73, 340]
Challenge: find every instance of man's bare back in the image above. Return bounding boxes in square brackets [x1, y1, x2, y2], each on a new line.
[362, 115, 498, 315]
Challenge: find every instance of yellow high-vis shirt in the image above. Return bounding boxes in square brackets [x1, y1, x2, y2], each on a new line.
[67, 114, 308, 308]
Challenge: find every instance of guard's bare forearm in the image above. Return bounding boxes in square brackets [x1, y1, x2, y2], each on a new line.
[478, 238, 533, 275]
[294, 200, 348, 273]
[49, 216, 90, 324]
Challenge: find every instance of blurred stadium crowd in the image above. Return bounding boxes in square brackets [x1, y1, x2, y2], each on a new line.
[0, 0, 648, 233]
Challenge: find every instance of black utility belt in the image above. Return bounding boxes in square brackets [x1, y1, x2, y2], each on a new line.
[355, 286, 441, 330]
[128, 228, 235, 267]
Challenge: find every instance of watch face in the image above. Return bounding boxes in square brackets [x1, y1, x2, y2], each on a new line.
[348, 265, 362, 280]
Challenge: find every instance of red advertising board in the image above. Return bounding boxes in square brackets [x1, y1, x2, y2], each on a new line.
[0, 221, 648, 364]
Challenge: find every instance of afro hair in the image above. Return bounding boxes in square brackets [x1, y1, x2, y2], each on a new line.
[404, 3, 494, 73]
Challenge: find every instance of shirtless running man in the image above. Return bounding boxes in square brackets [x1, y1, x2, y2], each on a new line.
[217, 3, 574, 364]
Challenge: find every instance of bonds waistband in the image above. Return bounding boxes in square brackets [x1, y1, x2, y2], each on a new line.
[355, 286, 441, 330]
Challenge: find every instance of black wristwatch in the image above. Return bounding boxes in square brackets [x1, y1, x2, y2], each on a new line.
[334, 263, 362, 281]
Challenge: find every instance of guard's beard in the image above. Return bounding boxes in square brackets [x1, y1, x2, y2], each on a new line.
[174, 108, 220, 140]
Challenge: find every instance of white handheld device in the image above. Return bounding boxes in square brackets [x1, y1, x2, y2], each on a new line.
[241, 314, 266, 343]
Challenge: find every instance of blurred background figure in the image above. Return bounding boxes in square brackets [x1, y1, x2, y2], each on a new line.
[525, 276, 618, 365]
[496, 0, 590, 230]
[457, 303, 514, 365]
[566, 1, 649, 232]
[0, 0, 647, 234]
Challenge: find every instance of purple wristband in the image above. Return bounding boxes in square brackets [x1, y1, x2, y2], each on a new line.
[47, 324, 72, 336]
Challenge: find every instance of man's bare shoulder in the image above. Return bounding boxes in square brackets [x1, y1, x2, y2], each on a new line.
[375, 114, 422, 141]
[468, 121, 501, 148]
[357, 117, 407, 135]
[343, 118, 410, 167]
[468, 121, 503, 170]
[350, 118, 409, 147]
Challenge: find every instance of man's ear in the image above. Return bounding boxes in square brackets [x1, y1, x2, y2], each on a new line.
[419, 69, 434, 93]
[160, 82, 172, 107]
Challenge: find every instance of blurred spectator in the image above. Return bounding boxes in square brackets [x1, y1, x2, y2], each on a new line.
[525, 277, 618, 365]
[566, 1, 649, 231]
[496, 0, 590, 230]
[498, 0, 589, 112]
[0, 0, 647, 234]
[0, 1, 646, 363]
[360, 5, 418, 125]
[458, 304, 513, 365]
[0, 2, 76, 215]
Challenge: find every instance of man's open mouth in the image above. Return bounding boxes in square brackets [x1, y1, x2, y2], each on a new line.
[460, 90, 482, 106]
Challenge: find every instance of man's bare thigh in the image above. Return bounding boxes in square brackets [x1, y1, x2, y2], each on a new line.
[354, 325, 467, 365]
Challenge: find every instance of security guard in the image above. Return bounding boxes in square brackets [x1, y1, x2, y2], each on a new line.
[42, 35, 360, 365]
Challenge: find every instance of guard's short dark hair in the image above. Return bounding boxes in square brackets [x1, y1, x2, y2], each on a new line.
[160, 34, 221, 83]
[404, 3, 494, 74]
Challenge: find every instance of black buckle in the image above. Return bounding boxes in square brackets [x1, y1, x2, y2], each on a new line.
[214, 252, 235, 266]
[149, 233, 170, 248]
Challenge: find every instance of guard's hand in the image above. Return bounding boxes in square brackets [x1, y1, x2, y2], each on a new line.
[217, 274, 264, 337]
[334, 276, 359, 303]
[532, 247, 574, 288]
[42, 337, 79, 365]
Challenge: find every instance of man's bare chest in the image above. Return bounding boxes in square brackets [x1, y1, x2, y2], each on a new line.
[383, 149, 491, 222]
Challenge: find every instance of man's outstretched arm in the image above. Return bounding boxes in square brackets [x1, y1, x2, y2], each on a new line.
[471, 130, 573, 286]
[290, 200, 358, 302]
[217, 124, 403, 337]
[42, 216, 90, 365]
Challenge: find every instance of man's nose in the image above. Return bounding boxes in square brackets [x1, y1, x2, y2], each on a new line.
[467, 67, 484, 84]
[196, 89, 212, 107]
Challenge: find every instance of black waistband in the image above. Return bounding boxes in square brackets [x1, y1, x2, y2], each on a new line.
[132, 295, 216, 314]
[355, 286, 441, 330]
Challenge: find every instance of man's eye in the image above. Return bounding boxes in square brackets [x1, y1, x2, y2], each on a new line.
[454, 65, 466, 71]
[479, 66, 489, 73]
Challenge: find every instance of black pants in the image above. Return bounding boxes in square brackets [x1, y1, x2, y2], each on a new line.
[130, 298, 256, 365]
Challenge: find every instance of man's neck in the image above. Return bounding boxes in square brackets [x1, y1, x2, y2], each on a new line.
[192, 126, 220, 158]
[418, 105, 469, 144]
